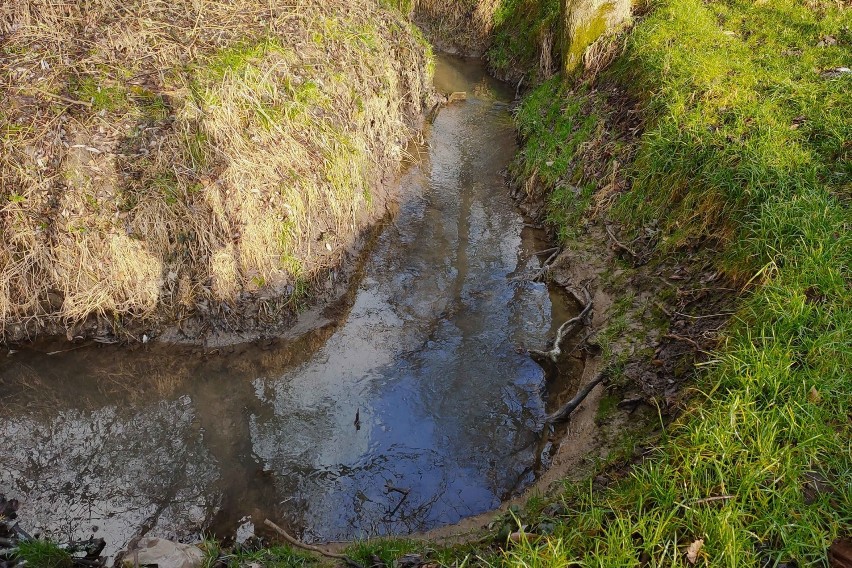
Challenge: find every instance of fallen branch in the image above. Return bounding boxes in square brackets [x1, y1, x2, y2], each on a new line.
[546, 370, 607, 423]
[263, 519, 346, 560]
[533, 248, 561, 282]
[529, 288, 593, 363]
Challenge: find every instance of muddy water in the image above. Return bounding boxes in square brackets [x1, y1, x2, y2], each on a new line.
[0, 55, 573, 560]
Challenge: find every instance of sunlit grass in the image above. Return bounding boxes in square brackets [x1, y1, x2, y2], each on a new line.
[0, 0, 432, 337]
[502, 0, 851, 565]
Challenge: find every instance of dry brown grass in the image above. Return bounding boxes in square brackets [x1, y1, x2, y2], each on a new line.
[412, 0, 499, 54]
[0, 0, 431, 340]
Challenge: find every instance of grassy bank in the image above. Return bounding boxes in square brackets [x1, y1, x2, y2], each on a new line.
[0, 0, 432, 341]
[314, 0, 850, 566]
[493, 0, 852, 564]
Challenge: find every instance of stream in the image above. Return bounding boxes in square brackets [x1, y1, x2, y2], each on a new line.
[0, 55, 575, 561]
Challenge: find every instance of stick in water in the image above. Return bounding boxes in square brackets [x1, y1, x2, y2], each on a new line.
[546, 370, 607, 423]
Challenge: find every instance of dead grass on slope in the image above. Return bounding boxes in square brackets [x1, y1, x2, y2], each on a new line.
[412, 0, 500, 54]
[0, 0, 431, 341]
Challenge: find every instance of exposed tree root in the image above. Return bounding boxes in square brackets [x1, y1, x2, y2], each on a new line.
[528, 288, 593, 364]
[545, 369, 608, 423]
[263, 519, 346, 560]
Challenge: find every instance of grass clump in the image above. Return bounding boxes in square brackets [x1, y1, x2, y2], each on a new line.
[344, 539, 421, 566]
[15, 539, 73, 568]
[204, 544, 317, 568]
[0, 0, 432, 340]
[498, 0, 852, 565]
[513, 77, 604, 240]
[488, 0, 561, 81]
[610, 0, 851, 278]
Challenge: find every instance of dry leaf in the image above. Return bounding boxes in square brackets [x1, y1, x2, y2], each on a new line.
[809, 387, 822, 404]
[686, 538, 704, 564]
[509, 531, 540, 544]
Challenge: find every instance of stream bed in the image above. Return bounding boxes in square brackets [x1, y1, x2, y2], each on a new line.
[0, 55, 574, 561]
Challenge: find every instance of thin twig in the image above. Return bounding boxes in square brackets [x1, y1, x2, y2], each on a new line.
[663, 333, 701, 350]
[531, 246, 558, 256]
[604, 224, 639, 259]
[46, 343, 92, 356]
[28, 85, 93, 107]
[386, 491, 409, 519]
[529, 249, 561, 282]
[673, 311, 734, 320]
[694, 495, 734, 505]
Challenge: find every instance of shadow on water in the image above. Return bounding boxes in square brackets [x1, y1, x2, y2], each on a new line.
[0, 54, 576, 560]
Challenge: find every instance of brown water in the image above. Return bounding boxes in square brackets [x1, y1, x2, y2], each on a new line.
[0, 55, 573, 561]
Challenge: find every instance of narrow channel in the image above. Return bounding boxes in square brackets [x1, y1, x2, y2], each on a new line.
[0, 55, 574, 560]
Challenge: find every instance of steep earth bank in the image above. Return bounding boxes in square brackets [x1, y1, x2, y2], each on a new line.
[0, 0, 433, 344]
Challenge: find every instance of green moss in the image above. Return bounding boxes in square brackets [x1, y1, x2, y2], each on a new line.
[378, 0, 415, 12]
[184, 128, 209, 168]
[150, 171, 181, 204]
[596, 393, 620, 421]
[71, 75, 128, 112]
[205, 38, 287, 79]
[129, 86, 170, 120]
[562, 2, 613, 73]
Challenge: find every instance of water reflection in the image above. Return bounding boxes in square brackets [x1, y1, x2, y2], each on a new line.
[0, 54, 573, 561]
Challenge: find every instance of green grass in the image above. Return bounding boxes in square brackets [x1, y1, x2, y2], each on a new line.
[200, 539, 318, 568]
[344, 538, 421, 566]
[379, 0, 416, 13]
[71, 75, 128, 111]
[512, 78, 604, 241]
[488, 0, 561, 80]
[15, 539, 73, 568]
[493, 0, 852, 565]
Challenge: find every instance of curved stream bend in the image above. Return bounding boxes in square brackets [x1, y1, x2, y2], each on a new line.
[0, 55, 574, 560]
